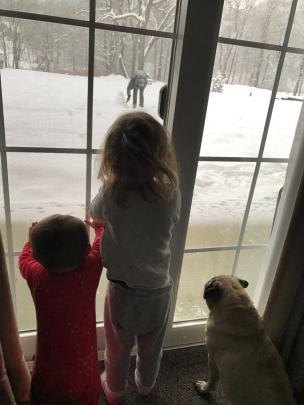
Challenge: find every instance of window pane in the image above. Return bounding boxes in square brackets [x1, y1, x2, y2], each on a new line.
[93, 31, 172, 148]
[174, 250, 235, 322]
[14, 257, 36, 332]
[234, 247, 267, 301]
[185, 162, 255, 248]
[95, 0, 177, 33]
[8, 153, 86, 252]
[96, 270, 107, 322]
[16, 254, 107, 330]
[264, 54, 304, 158]
[91, 153, 101, 195]
[289, 0, 304, 49]
[90, 156, 106, 322]
[219, 0, 292, 45]
[243, 163, 287, 244]
[200, 45, 279, 157]
[1, 19, 88, 148]
[0, 0, 89, 20]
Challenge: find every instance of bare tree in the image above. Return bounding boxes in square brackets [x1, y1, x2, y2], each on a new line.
[251, 0, 279, 88]
[95, 0, 175, 76]
[0, 18, 9, 67]
[293, 56, 304, 97]
[219, 0, 256, 81]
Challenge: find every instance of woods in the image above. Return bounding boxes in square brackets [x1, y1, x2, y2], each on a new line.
[0, 0, 303, 94]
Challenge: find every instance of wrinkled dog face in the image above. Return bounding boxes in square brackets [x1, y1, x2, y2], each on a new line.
[203, 276, 249, 309]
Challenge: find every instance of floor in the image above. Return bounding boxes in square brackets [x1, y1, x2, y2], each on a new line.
[99, 345, 225, 404]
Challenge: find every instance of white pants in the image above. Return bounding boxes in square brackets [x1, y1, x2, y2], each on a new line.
[103, 280, 172, 395]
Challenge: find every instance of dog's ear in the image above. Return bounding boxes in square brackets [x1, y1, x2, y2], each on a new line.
[237, 278, 249, 288]
[203, 280, 222, 300]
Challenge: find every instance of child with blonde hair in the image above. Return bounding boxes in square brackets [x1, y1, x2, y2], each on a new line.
[90, 111, 180, 404]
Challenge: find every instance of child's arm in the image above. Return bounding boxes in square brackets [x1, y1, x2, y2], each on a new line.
[85, 220, 104, 260]
[19, 223, 43, 284]
[19, 225, 43, 287]
[89, 188, 105, 223]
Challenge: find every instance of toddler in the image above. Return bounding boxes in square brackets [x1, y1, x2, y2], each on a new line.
[19, 214, 103, 404]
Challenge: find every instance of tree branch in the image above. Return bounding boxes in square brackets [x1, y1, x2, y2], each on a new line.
[144, 5, 175, 58]
[97, 8, 144, 23]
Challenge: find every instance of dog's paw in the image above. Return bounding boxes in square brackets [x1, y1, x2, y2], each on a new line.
[194, 380, 211, 395]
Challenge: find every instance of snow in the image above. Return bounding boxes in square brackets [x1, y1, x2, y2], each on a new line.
[2, 68, 301, 328]
[0, 68, 300, 232]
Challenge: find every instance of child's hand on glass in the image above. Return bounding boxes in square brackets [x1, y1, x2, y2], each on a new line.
[84, 219, 103, 231]
[29, 221, 38, 241]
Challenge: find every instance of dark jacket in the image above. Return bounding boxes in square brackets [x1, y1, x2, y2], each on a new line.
[127, 71, 148, 96]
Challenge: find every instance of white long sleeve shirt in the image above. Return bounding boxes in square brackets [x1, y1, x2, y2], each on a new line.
[90, 187, 181, 289]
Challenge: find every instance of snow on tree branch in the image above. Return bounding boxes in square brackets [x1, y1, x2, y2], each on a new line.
[97, 8, 145, 23]
[152, 0, 168, 6]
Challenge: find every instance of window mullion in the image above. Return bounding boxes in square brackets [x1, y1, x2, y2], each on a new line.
[0, 73, 16, 309]
[85, 0, 96, 219]
[166, 0, 224, 329]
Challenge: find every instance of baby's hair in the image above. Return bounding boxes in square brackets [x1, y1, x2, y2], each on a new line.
[99, 111, 178, 206]
[30, 214, 90, 272]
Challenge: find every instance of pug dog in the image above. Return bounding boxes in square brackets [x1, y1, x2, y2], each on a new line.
[195, 275, 296, 405]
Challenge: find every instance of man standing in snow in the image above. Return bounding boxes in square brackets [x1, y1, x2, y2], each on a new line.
[126, 70, 149, 108]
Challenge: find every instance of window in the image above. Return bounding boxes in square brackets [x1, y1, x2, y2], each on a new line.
[174, 0, 303, 326]
[0, 0, 302, 355]
[0, 0, 178, 351]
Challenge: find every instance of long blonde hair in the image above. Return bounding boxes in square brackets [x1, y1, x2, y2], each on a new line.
[99, 111, 178, 206]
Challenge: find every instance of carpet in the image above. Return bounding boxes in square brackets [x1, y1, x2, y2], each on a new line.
[99, 345, 225, 404]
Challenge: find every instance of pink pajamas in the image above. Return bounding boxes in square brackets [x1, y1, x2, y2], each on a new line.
[103, 281, 172, 395]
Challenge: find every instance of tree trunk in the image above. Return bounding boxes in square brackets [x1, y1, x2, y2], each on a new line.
[131, 35, 138, 76]
[157, 38, 164, 81]
[227, 45, 238, 84]
[231, 51, 239, 84]
[293, 56, 304, 97]
[0, 26, 8, 68]
[137, 35, 145, 70]
[251, 48, 264, 88]
[261, 53, 271, 87]
[163, 42, 170, 81]
[153, 39, 157, 78]
[118, 34, 128, 78]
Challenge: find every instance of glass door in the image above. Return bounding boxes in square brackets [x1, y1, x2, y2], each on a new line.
[169, 0, 304, 345]
[1, 0, 303, 357]
[0, 0, 179, 359]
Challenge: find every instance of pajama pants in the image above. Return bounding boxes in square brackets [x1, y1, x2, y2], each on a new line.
[103, 280, 172, 395]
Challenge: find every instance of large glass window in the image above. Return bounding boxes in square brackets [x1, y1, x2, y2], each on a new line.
[0, 0, 177, 335]
[219, 0, 292, 45]
[1, 19, 88, 148]
[174, 0, 304, 321]
[0, 0, 302, 350]
[8, 153, 86, 251]
[175, 250, 236, 322]
[186, 162, 255, 248]
[93, 31, 172, 148]
[0, 0, 90, 20]
[201, 46, 279, 157]
[289, 0, 304, 48]
[95, 0, 177, 32]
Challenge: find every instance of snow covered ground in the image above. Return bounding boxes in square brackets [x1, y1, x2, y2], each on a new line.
[1, 68, 301, 328]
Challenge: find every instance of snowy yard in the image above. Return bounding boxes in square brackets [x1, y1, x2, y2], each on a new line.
[1, 68, 301, 329]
